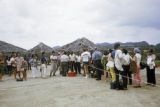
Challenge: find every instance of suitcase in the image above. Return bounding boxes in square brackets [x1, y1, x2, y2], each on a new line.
[68, 72, 76, 77]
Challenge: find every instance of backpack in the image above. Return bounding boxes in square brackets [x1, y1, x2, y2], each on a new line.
[111, 50, 115, 59]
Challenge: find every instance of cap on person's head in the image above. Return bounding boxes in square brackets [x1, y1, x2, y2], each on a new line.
[114, 43, 121, 49]
[134, 48, 141, 53]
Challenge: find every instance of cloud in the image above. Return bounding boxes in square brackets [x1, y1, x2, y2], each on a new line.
[0, 0, 160, 49]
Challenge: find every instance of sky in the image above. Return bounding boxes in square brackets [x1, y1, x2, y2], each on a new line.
[0, 0, 160, 50]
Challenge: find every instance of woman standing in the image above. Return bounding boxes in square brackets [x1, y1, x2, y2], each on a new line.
[75, 53, 81, 74]
[122, 49, 132, 89]
[6, 56, 12, 76]
[101, 51, 108, 77]
[30, 54, 38, 78]
[147, 49, 156, 86]
[106, 49, 116, 89]
[15, 52, 24, 80]
[133, 48, 142, 88]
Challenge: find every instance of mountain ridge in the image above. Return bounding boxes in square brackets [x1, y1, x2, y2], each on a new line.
[0, 40, 27, 52]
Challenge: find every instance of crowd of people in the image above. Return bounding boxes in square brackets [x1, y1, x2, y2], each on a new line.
[0, 43, 157, 90]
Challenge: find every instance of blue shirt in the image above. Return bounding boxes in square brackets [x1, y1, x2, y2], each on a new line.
[92, 51, 102, 61]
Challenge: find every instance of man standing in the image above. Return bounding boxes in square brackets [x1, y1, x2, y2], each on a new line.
[81, 48, 91, 78]
[69, 52, 76, 72]
[50, 51, 58, 77]
[41, 52, 47, 78]
[114, 43, 124, 90]
[60, 51, 69, 76]
[147, 49, 156, 86]
[92, 47, 103, 80]
[10, 52, 17, 79]
[75, 53, 81, 74]
[15, 52, 24, 80]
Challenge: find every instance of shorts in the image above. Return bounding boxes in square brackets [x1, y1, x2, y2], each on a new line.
[83, 62, 89, 65]
[17, 65, 21, 72]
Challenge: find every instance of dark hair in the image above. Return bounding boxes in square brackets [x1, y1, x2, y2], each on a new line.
[42, 51, 45, 55]
[52, 51, 55, 54]
[83, 48, 88, 52]
[63, 51, 67, 55]
[108, 49, 113, 53]
[114, 43, 120, 49]
[104, 51, 109, 55]
[16, 52, 20, 56]
[122, 49, 128, 55]
[70, 51, 73, 54]
[31, 54, 35, 58]
[149, 49, 154, 54]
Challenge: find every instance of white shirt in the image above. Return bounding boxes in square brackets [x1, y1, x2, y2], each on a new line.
[69, 54, 76, 61]
[60, 55, 69, 62]
[114, 49, 123, 71]
[107, 53, 114, 68]
[10, 57, 15, 63]
[81, 51, 91, 62]
[135, 53, 141, 65]
[7, 60, 11, 66]
[122, 54, 132, 66]
[147, 54, 156, 69]
[10, 57, 16, 67]
[50, 55, 58, 61]
[76, 55, 81, 62]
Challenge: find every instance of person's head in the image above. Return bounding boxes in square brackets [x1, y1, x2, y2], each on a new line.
[52, 51, 55, 55]
[63, 51, 67, 55]
[148, 49, 154, 55]
[108, 49, 113, 53]
[134, 48, 141, 54]
[94, 47, 97, 51]
[114, 43, 121, 50]
[83, 48, 88, 52]
[24, 57, 27, 61]
[77, 52, 80, 56]
[70, 51, 73, 55]
[32, 54, 35, 58]
[104, 51, 109, 55]
[11, 52, 16, 57]
[42, 51, 45, 56]
[16, 52, 20, 57]
[122, 49, 128, 55]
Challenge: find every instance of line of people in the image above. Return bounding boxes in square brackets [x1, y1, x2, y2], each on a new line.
[106, 43, 156, 90]
[0, 44, 157, 91]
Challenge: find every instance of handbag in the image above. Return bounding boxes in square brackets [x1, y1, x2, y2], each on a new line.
[130, 60, 137, 73]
